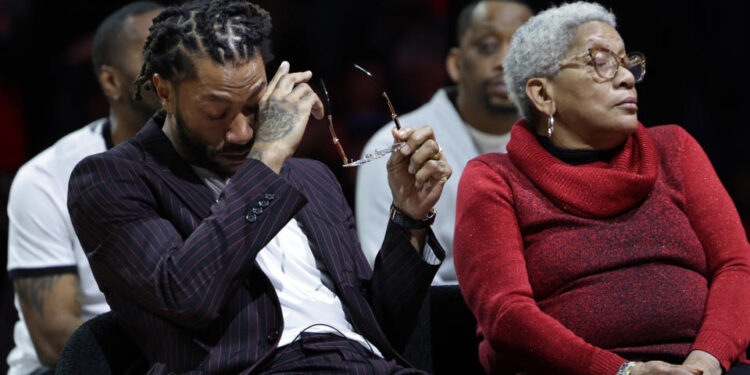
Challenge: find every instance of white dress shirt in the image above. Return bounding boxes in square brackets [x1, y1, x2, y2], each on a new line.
[193, 166, 382, 356]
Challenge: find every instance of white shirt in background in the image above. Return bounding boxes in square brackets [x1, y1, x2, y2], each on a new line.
[355, 88, 511, 284]
[6, 119, 112, 375]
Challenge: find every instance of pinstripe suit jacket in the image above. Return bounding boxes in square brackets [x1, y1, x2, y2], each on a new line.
[67, 119, 444, 374]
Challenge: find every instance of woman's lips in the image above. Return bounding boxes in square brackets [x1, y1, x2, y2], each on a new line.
[616, 96, 638, 112]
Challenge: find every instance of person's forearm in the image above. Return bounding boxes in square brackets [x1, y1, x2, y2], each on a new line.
[679, 127, 750, 368]
[368, 222, 441, 350]
[31, 316, 83, 366]
[14, 273, 83, 366]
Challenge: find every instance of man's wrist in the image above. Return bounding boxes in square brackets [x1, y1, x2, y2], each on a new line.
[389, 204, 436, 230]
[249, 146, 285, 174]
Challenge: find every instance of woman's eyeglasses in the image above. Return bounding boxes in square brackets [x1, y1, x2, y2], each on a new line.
[557, 47, 646, 83]
[320, 64, 405, 167]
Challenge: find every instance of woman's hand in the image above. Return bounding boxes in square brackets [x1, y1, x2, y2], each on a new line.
[630, 360, 704, 375]
[682, 350, 722, 375]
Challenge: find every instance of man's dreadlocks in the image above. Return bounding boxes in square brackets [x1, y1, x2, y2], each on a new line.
[133, 0, 273, 107]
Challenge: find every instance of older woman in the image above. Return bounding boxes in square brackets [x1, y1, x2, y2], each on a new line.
[453, 2, 750, 375]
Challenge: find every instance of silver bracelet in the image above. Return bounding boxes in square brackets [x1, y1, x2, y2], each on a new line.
[616, 361, 641, 375]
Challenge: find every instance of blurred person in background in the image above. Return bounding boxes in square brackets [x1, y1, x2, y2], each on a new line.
[5, 2, 162, 373]
[356, 0, 533, 284]
[454, 2, 750, 374]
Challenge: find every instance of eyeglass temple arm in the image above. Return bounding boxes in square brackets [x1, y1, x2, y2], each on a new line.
[353, 63, 401, 130]
[327, 114, 349, 165]
[320, 78, 350, 164]
[381, 92, 402, 130]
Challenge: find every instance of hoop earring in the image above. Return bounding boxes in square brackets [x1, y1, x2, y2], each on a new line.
[547, 115, 555, 138]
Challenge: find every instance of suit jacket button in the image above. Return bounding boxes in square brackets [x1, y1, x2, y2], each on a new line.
[258, 200, 270, 208]
[245, 213, 258, 222]
[252, 207, 263, 215]
[264, 193, 275, 201]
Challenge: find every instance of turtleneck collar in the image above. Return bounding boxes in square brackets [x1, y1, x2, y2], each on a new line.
[507, 119, 659, 218]
[535, 134, 623, 165]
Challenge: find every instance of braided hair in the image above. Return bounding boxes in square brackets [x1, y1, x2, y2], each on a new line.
[133, 0, 273, 111]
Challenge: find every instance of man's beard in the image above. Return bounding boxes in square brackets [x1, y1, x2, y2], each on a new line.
[480, 79, 518, 116]
[174, 109, 253, 178]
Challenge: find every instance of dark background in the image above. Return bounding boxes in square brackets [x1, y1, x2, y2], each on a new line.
[0, 0, 748, 372]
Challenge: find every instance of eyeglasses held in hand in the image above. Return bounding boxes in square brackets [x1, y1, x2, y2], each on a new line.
[320, 64, 405, 168]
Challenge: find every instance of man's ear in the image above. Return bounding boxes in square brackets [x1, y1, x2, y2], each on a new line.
[152, 74, 175, 115]
[526, 77, 556, 117]
[445, 47, 461, 84]
[98, 65, 122, 102]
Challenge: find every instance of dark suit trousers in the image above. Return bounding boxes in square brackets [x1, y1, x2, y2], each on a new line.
[257, 333, 428, 375]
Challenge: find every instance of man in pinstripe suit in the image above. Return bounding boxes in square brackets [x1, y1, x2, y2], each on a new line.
[67, 1, 452, 373]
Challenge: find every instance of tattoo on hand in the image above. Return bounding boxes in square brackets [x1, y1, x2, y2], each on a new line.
[257, 102, 298, 142]
[248, 150, 263, 160]
[14, 275, 62, 314]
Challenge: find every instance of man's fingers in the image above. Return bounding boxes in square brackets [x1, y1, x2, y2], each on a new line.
[387, 144, 407, 168]
[273, 71, 314, 97]
[387, 125, 448, 178]
[288, 82, 315, 102]
[310, 96, 325, 120]
[408, 139, 440, 174]
[263, 61, 289, 100]
[413, 159, 451, 189]
[391, 126, 414, 143]
[297, 89, 324, 120]
[399, 125, 435, 156]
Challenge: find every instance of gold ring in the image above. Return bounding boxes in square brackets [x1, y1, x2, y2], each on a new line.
[431, 145, 443, 160]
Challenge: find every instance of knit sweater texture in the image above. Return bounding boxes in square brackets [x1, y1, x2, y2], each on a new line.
[454, 121, 750, 375]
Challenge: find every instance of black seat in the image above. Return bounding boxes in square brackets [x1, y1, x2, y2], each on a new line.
[402, 285, 484, 374]
[55, 311, 147, 375]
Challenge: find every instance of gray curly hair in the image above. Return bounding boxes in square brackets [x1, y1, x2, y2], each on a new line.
[503, 2, 616, 120]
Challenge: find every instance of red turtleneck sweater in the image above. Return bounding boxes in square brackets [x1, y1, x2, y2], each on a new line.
[454, 122, 750, 375]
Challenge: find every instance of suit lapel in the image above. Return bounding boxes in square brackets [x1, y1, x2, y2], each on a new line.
[282, 164, 355, 283]
[136, 119, 214, 220]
